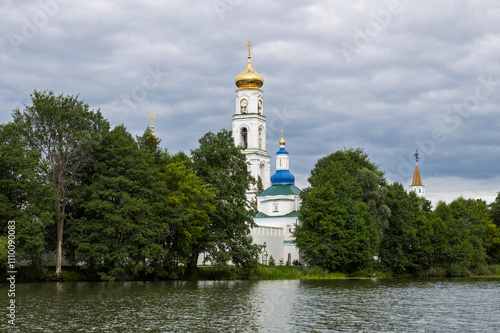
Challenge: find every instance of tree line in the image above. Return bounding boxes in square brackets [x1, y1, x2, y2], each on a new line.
[294, 148, 500, 277]
[1, 91, 499, 280]
[0, 91, 260, 280]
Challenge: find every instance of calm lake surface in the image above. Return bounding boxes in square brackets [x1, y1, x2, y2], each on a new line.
[1, 278, 499, 332]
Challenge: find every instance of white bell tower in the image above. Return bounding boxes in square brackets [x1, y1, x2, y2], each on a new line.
[232, 41, 271, 199]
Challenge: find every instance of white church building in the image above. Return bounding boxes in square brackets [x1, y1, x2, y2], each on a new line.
[199, 42, 427, 267]
[233, 42, 302, 266]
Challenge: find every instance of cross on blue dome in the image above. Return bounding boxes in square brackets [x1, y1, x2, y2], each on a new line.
[270, 131, 295, 185]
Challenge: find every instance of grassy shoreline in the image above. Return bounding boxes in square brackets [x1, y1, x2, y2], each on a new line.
[191, 264, 500, 281]
[10, 264, 500, 282]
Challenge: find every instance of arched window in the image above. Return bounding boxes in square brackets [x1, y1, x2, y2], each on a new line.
[240, 127, 248, 148]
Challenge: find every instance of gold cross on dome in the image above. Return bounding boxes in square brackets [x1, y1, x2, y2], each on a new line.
[280, 129, 284, 137]
[148, 113, 157, 137]
[246, 40, 253, 58]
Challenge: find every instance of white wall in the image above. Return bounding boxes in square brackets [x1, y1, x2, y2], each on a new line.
[259, 196, 297, 216]
[251, 226, 284, 264]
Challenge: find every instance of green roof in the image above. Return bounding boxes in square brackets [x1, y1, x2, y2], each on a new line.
[254, 211, 300, 219]
[257, 184, 301, 197]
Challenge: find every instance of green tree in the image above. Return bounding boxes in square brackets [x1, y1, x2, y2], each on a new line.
[0, 122, 57, 270]
[433, 198, 493, 273]
[68, 126, 215, 279]
[157, 162, 215, 277]
[489, 192, 500, 227]
[249, 176, 264, 212]
[309, 148, 390, 242]
[66, 125, 160, 279]
[449, 198, 491, 267]
[190, 129, 260, 274]
[137, 128, 192, 169]
[0, 237, 7, 272]
[294, 151, 379, 273]
[379, 183, 433, 276]
[137, 128, 171, 167]
[12, 90, 108, 274]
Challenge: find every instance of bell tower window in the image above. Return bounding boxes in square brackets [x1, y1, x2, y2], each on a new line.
[240, 127, 248, 148]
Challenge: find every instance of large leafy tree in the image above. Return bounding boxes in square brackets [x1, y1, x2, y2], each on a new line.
[449, 198, 492, 267]
[12, 90, 108, 274]
[489, 192, 500, 227]
[190, 129, 260, 273]
[310, 148, 390, 241]
[0, 123, 57, 270]
[136, 128, 172, 168]
[379, 183, 433, 276]
[294, 149, 380, 273]
[67, 126, 215, 279]
[158, 162, 215, 277]
[433, 197, 495, 272]
[66, 125, 161, 279]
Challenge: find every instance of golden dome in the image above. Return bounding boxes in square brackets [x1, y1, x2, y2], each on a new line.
[235, 57, 264, 89]
[279, 130, 286, 146]
[235, 41, 264, 89]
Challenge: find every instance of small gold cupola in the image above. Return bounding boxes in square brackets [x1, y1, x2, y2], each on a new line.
[235, 41, 264, 90]
[279, 130, 286, 146]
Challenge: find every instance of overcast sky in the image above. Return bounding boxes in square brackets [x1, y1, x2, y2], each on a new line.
[2, 0, 499, 206]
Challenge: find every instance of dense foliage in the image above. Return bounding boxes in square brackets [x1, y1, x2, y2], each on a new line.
[190, 130, 260, 274]
[11, 90, 109, 273]
[1, 91, 256, 280]
[1, 91, 499, 280]
[295, 148, 500, 276]
[294, 149, 380, 273]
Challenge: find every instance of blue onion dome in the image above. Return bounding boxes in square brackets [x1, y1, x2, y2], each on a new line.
[276, 147, 289, 155]
[271, 170, 295, 185]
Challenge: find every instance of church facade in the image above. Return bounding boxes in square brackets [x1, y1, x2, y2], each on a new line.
[233, 42, 302, 266]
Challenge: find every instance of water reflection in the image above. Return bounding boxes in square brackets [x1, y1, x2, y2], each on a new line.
[0, 278, 499, 332]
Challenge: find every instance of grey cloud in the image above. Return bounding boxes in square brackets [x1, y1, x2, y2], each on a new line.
[1, 0, 499, 204]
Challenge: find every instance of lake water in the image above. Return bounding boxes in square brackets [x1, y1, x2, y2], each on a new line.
[1, 278, 499, 332]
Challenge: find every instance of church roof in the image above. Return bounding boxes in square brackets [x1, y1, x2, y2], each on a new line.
[258, 184, 301, 197]
[254, 211, 300, 218]
[235, 41, 263, 90]
[271, 170, 295, 185]
[411, 164, 422, 186]
[276, 147, 289, 155]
